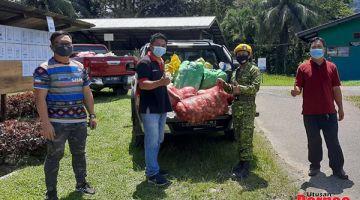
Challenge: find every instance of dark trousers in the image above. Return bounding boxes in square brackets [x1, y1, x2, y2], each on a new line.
[303, 114, 344, 172]
[44, 122, 88, 192]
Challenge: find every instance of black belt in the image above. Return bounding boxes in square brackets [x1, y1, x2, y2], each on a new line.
[234, 95, 255, 102]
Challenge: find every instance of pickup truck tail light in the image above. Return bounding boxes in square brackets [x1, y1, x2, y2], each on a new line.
[84, 59, 91, 74]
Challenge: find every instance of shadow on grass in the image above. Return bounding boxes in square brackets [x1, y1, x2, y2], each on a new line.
[233, 157, 269, 192]
[60, 191, 95, 200]
[129, 131, 268, 196]
[0, 154, 45, 177]
[300, 172, 354, 195]
[93, 90, 130, 104]
[60, 191, 83, 200]
[132, 180, 169, 200]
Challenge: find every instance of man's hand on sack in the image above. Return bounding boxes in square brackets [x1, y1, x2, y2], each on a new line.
[173, 94, 182, 102]
[233, 85, 241, 95]
[159, 75, 171, 86]
[216, 78, 225, 87]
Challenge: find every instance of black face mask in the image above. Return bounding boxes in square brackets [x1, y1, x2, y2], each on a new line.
[236, 55, 249, 64]
[52, 44, 73, 57]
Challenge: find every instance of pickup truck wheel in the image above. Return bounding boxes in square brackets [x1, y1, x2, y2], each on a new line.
[224, 129, 235, 141]
[132, 117, 144, 147]
[134, 135, 144, 147]
[113, 87, 128, 95]
[92, 88, 102, 93]
[131, 99, 144, 147]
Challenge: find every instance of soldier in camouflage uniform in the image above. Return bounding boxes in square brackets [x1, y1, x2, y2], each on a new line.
[217, 44, 260, 179]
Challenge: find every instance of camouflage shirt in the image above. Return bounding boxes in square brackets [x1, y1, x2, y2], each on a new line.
[224, 62, 260, 96]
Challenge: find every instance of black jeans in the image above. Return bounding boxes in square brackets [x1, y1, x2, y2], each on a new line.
[303, 114, 344, 172]
[44, 122, 88, 192]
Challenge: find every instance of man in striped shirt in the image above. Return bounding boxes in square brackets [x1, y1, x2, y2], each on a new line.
[34, 31, 97, 200]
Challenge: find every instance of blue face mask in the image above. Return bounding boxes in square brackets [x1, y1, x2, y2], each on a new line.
[152, 46, 166, 57]
[310, 48, 324, 59]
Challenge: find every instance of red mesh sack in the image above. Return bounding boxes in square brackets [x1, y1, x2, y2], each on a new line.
[198, 87, 234, 104]
[75, 51, 96, 57]
[174, 85, 232, 123]
[168, 86, 197, 106]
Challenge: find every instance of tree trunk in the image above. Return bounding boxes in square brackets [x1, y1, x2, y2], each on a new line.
[280, 24, 289, 74]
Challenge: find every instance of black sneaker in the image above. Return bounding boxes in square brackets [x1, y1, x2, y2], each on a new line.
[44, 190, 58, 200]
[148, 173, 169, 186]
[75, 182, 96, 195]
[333, 169, 349, 180]
[159, 169, 169, 176]
[308, 168, 320, 176]
[232, 161, 244, 174]
[231, 166, 242, 178]
[232, 161, 250, 179]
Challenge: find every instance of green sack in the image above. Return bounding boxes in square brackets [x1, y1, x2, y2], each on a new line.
[174, 61, 204, 90]
[200, 69, 227, 89]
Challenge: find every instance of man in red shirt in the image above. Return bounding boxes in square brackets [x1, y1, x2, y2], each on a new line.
[291, 37, 348, 179]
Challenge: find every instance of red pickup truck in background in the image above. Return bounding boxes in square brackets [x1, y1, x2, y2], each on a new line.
[71, 44, 137, 95]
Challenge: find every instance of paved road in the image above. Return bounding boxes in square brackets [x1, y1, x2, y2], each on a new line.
[255, 86, 360, 199]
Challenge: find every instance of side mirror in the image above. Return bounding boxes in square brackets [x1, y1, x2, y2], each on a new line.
[219, 62, 232, 71]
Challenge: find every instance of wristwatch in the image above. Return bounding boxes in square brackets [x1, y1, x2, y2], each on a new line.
[89, 114, 96, 119]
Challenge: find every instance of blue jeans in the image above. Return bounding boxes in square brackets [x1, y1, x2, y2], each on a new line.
[141, 113, 167, 177]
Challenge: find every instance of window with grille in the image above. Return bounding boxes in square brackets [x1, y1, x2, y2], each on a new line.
[354, 32, 360, 39]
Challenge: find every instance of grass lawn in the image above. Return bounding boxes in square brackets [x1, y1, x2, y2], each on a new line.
[342, 81, 360, 86]
[261, 73, 360, 86]
[260, 74, 294, 86]
[0, 91, 298, 200]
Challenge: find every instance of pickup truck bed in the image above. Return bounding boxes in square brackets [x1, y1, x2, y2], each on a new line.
[72, 44, 137, 95]
[131, 40, 236, 146]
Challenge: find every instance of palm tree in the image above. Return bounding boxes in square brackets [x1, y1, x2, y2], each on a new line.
[221, 7, 258, 47]
[260, 0, 318, 74]
[71, 0, 103, 18]
[21, 0, 78, 18]
[135, 0, 191, 17]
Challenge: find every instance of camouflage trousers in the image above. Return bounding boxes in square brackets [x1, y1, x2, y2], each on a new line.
[232, 101, 256, 161]
[44, 122, 88, 192]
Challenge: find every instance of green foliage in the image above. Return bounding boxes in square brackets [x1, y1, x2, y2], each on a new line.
[193, 0, 235, 20]
[134, 0, 191, 17]
[221, 7, 257, 46]
[63, 0, 138, 18]
[261, 0, 318, 32]
[71, 0, 103, 18]
[259, 0, 318, 74]
[21, 0, 78, 18]
[19, 0, 355, 75]
[314, 0, 355, 21]
[222, 0, 354, 75]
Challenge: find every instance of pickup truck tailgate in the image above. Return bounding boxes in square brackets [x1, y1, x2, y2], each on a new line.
[83, 57, 136, 76]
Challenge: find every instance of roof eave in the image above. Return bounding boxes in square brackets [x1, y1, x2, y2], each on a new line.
[0, 0, 94, 31]
[296, 12, 360, 42]
[87, 26, 211, 31]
